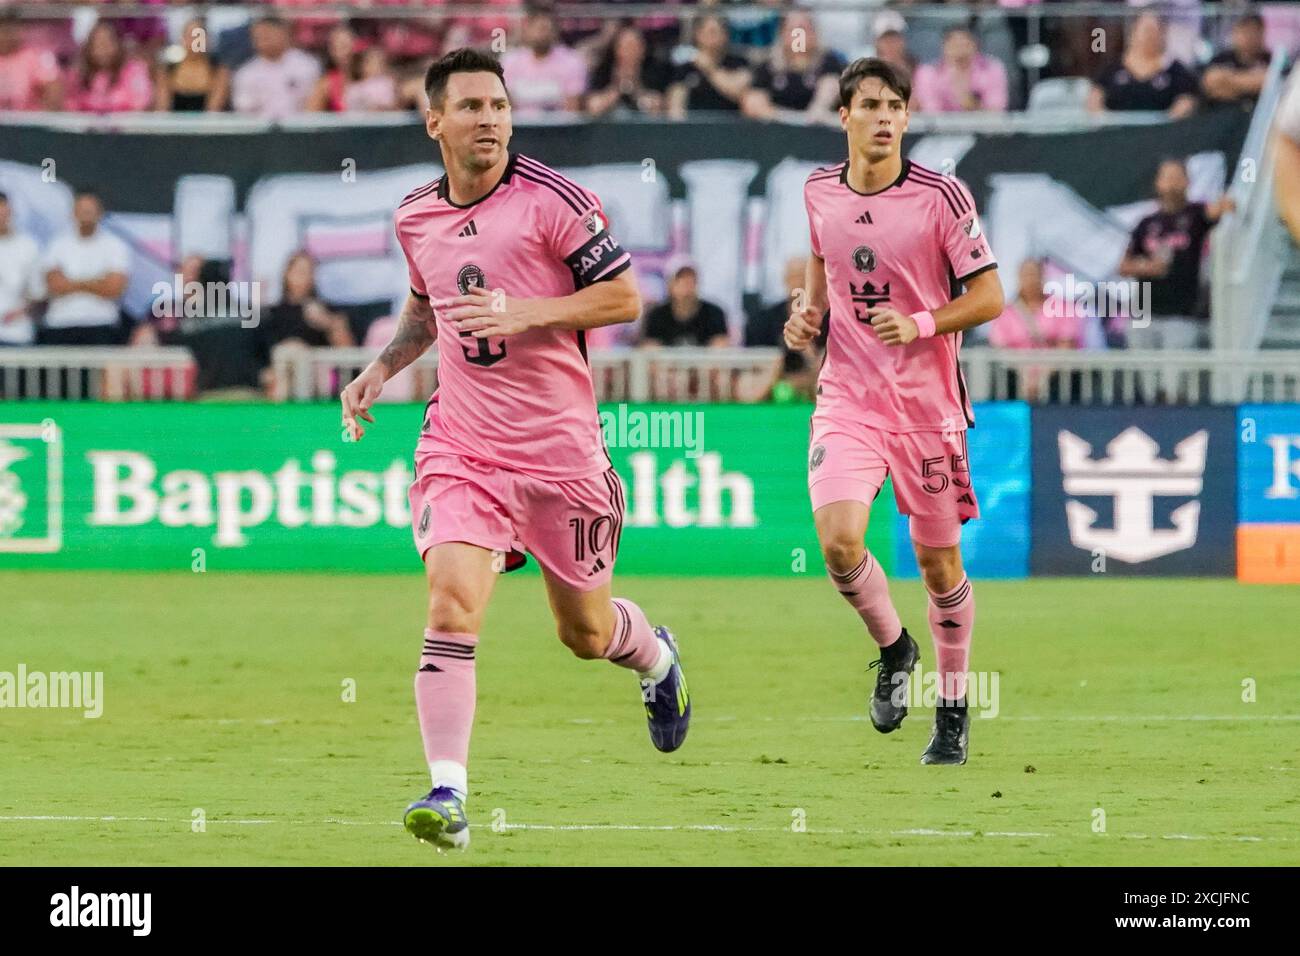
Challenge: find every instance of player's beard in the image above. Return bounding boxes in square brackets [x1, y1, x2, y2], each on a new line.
[459, 136, 506, 174]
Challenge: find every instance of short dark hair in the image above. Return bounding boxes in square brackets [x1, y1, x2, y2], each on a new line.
[1236, 13, 1265, 29]
[74, 188, 101, 203]
[254, 15, 288, 30]
[0, 191, 9, 204]
[424, 48, 508, 108]
[839, 57, 911, 109]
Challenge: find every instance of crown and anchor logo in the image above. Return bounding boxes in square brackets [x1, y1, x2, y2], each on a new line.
[1058, 427, 1208, 564]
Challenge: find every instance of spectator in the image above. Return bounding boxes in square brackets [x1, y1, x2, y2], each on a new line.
[584, 23, 669, 117]
[742, 11, 844, 124]
[667, 16, 752, 119]
[1201, 13, 1271, 109]
[179, 258, 267, 398]
[258, 253, 354, 396]
[873, 27, 917, 81]
[39, 191, 130, 347]
[988, 259, 1083, 349]
[66, 21, 153, 114]
[0, 11, 62, 111]
[912, 25, 1008, 113]
[308, 25, 397, 113]
[231, 16, 321, 120]
[1274, 68, 1300, 247]
[1088, 13, 1198, 118]
[500, 8, 587, 115]
[156, 18, 230, 112]
[130, 253, 203, 347]
[560, 0, 682, 57]
[261, 253, 354, 353]
[1119, 158, 1234, 351]
[745, 255, 826, 399]
[0, 193, 41, 347]
[641, 258, 730, 348]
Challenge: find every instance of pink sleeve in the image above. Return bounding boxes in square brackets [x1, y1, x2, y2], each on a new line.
[113, 60, 152, 112]
[34, 49, 60, 85]
[911, 64, 938, 112]
[976, 58, 1009, 112]
[563, 51, 587, 99]
[394, 216, 428, 298]
[546, 188, 631, 288]
[941, 177, 997, 283]
[988, 306, 1020, 349]
[1058, 299, 1084, 347]
[804, 183, 822, 258]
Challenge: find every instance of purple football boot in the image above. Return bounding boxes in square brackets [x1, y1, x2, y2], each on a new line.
[641, 626, 691, 752]
[403, 786, 470, 850]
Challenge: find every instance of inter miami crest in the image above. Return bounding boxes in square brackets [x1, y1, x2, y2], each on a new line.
[582, 212, 602, 236]
[456, 263, 486, 294]
[852, 245, 877, 274]
[454, 263, 506, 367]
[962, 217, 982, 239]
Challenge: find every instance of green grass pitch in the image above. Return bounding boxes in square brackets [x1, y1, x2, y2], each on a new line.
[2, 572, 1296, 866]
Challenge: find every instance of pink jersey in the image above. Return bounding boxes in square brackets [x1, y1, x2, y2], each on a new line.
[395, 152, 631, 481]
[804, 158, 996, 432]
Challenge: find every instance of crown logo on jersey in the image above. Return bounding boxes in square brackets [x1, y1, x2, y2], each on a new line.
[457, 220, 479, 238]
[849, 280, 890, 317]
[851, 245, 877, 274]
[855, 210, 873, 225]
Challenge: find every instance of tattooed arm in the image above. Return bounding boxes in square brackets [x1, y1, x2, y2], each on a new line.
[377, 293, 437, 379]
[341, 293, 436, 440]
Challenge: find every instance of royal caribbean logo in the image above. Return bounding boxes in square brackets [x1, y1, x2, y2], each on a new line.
[0, 422, 63, 554]
[1058, 426, 1207, 563]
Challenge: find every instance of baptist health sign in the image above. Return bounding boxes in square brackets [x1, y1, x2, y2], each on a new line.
[1237, 405, 1300, 583]
[0, 421, 62, 554]
[0, 402, 903, 576]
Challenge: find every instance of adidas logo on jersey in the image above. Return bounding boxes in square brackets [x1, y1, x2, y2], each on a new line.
[855, 210, 873, 224]
[457, 220, 479, 238]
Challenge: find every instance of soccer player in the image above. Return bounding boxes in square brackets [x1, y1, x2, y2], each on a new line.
[340, 49, 691, 849]
[784, 58, 1003, 765]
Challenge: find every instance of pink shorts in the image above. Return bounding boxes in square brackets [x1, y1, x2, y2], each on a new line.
[808, 416, 980, 548]
[408, 440, 624, 592]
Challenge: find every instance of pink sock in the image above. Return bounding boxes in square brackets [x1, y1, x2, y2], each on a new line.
[927, 577, 975, 700]
[828, 550, 902, 648]
[415, 629, 477, 772]
[603, 599, 662, 673]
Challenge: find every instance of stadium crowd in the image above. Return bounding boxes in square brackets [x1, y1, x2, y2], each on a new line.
[0, 1, 1296, 118]
[1, 2, 1296, 401]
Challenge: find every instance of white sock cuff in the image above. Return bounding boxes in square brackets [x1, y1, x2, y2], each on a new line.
[637, 638, 673, 683]
[429, 760, 468, 802]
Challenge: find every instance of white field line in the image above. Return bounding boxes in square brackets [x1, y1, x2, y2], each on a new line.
[579, 715, 1300, 724]
[0, 815, 1292, 842]
[184, 715, 1300, 726]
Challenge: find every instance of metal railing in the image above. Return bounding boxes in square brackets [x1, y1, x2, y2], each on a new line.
[8, 345, 1300, 405]
[1209, 50, 1293, 351]
[962, 347, 1300, 405]
[0, 346, 196, 400]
